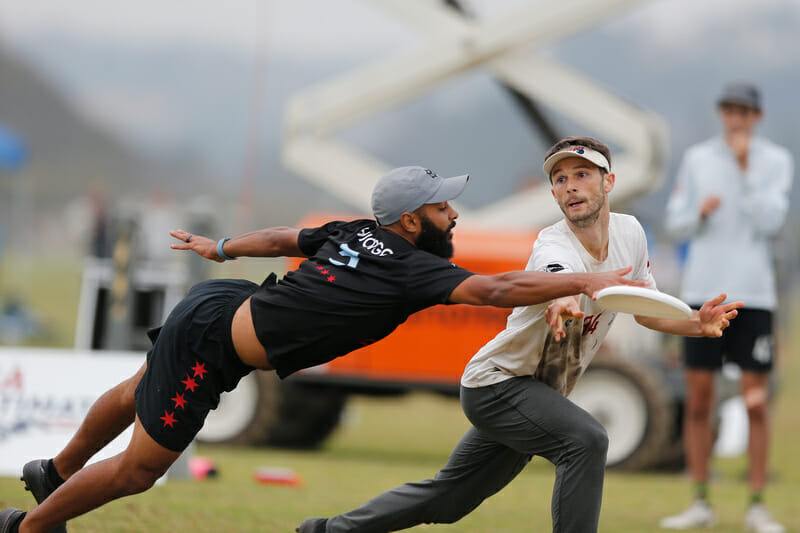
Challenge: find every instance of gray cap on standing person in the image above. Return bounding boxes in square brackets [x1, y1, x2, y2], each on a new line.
[717, 82, 761, 111]
[371, 166, 469, 225]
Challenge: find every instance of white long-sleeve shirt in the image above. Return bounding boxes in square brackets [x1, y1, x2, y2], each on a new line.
[665, 136, 793, 310]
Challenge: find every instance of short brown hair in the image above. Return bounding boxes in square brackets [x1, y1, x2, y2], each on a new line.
[544, 136, 611, 178]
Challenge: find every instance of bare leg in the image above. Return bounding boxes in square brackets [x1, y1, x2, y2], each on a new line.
[19, 416, 180, 533]
[684, 369, 715, 487]
[52, 363, 146, 479]
[741, 371, 770, 493]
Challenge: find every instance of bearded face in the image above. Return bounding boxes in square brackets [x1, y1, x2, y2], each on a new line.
[415, 214, 455, 258]
[558, 188, 606, 228]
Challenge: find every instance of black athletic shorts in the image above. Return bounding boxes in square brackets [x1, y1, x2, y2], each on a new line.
[683, 308, 774, 373]
[135, 279, 258, 452]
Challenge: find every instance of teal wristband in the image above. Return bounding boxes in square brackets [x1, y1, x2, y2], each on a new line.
[216, 238, 236, 261]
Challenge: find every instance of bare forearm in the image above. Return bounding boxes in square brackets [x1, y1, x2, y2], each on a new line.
[479, 271, 589, 307]
[221, 227, 303, 258]
[449, 266, 644, 307]
[636, 312, 703, 337]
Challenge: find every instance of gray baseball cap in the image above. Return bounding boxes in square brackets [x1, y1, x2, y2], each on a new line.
[371, 166, 469, 225]
[717, 82, 761, 111]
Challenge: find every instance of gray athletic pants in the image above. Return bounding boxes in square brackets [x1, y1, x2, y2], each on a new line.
[324, 376, 608, 532]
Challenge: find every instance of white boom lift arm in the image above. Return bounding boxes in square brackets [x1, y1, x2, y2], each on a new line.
[282, 0, 667, 229]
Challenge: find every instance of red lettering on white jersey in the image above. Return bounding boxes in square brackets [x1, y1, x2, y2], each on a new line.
[582, 313, 603, 336]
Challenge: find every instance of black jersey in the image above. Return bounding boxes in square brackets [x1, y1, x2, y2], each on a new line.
[249, 219, 474, 378]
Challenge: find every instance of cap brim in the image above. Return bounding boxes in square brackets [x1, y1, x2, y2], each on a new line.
[542, 151, 609, 179]
[427, 174, 469, 204]
[717, 98, 760, 110]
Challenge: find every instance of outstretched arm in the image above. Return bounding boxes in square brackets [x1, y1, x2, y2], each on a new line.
[635, 293, 744, 337]
[169, 227, 304, 262]
[449, 266, 647, 308]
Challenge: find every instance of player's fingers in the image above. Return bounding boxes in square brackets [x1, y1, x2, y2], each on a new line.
[710, 293, 727, 306]
[563, 304, 584, 318]
[553, 316, 564, 336]
[620, 276, 648, 287]
[615, 265, 633, 276]
[724, 301, 745, 311]
[170, 229, 190, 241]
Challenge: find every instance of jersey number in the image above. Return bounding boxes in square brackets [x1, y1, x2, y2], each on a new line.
[329, 243, 360, 268]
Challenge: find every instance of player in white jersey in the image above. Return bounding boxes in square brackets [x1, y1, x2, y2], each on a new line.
[297, 137, 743, 533]
[460, 212, 654, 394]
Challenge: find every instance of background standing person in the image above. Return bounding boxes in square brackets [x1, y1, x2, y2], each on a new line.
[660, 83, 793, 532]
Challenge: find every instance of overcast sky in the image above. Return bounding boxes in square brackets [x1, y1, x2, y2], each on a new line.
[1, 0, 798, 240]
[1, 0, 797, 63]
[1, 0, 797, 194]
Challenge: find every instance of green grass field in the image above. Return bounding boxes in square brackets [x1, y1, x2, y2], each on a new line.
[1, 256, 799, 531]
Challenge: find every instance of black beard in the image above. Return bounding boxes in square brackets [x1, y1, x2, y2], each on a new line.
[416, 215, 454, 259]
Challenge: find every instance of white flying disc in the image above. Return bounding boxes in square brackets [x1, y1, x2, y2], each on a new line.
[595, 286, 692, 320]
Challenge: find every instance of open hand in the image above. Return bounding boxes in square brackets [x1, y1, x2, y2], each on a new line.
[698, 293, 744, 337]
[546, 297, 584, 342]
[169, 229, 224, 262]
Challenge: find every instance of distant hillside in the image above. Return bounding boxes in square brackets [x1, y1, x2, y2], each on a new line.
[0, 46, 221, 225]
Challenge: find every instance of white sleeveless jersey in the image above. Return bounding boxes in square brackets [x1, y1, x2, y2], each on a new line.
[461, 213, 657, 393]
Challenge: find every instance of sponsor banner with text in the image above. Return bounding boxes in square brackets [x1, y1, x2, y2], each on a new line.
[0, 347, 145, 477]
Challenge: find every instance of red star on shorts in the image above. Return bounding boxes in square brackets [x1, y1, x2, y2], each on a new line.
[191, 361, 208, 379]
[160, 410, 177, 428]
[327, 275, 336, 282]
[321, 269, 329, 274]
[315, 265, 325, 270]
[182, 375, 198, 392]
[172, 392, 187, 409]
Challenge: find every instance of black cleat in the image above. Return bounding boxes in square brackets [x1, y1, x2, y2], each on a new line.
[296, 517, 328, 533]
[21, 460, 59, 505]
[20, 460, 67, 533]
[0, 509, 25, 533]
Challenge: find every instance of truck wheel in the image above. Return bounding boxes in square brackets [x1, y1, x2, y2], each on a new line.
[650, 400, 723, 471]
[569, 351, 674, 471]
[267, 380, 347, 449]
[196, 371, 280, 445]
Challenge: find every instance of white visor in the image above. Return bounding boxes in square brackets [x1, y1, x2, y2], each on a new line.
[542, 146, 610, 180]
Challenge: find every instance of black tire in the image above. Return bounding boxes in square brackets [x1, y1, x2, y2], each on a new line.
[650, 398, 724, 472]
[196, 371, 281, 445]
[648, 404, 687, 471]
[267, 380, 347, 449]
[569, 350, 674, 471]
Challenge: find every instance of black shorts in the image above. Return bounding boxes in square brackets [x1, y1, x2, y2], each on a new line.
[135, 279, 258, 452]
[683, 308, 774, 373]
